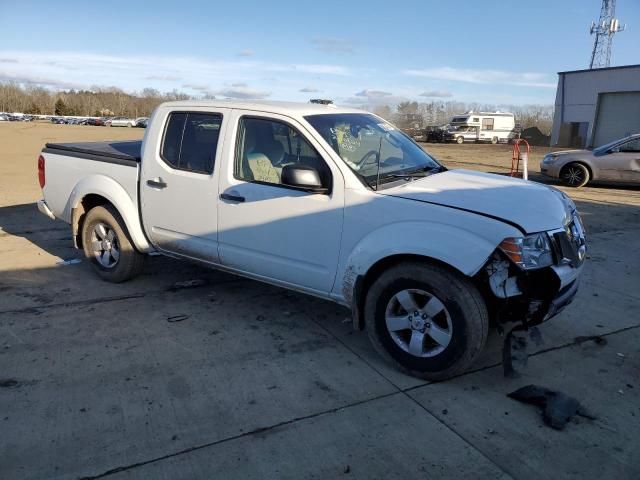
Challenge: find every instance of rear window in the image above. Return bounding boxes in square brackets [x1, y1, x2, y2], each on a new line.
[161, 112, 222, 174]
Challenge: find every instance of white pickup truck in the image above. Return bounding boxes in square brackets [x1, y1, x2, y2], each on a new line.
[37, 100, 586, 380]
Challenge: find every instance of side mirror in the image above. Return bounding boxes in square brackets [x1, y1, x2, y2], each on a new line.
[609, 147, 620, 154]
[281, 165, 328, 193]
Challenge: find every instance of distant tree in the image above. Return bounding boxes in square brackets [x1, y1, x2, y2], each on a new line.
[396, 101, 419, 114]
[372, 104, 392, 120]
[54, 98, 67, 116]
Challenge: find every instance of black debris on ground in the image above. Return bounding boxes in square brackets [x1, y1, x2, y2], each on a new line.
[167, 314, 189, 323]
[574, 335, 608, 346]
[0, 378, 19, 388]
[507, 384, 596, 430]
[502, 326, 545, 377]
[502, 328, 528, 378]
[166, 279, 207, 291]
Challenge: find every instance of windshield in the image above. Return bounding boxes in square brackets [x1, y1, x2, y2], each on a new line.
[593, 136, 632, 153]
[305, 113, 442, 188]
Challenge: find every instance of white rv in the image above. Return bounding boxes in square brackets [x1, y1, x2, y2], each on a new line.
[444, 112, 516, 144]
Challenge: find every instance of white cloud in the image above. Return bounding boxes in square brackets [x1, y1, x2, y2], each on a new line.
[146, 74, 181, 81]
[310, 37, 355, 54]
[355, 89, 392, 98]
[404, 67, 556, 88]
[182, 83, 210, 92]
[0, 51, 351, 94]
[299, 87, 319, 93]
[419, 90, 452, 98]
[237, 49, 254, 57]
[215, 86, 270, 99]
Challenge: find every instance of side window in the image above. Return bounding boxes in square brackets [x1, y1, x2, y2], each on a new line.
[161, 112, 222, 174]
[620, 139, 640, 152]
[482, 118, 494, 130]
[234, 117, 331, 188]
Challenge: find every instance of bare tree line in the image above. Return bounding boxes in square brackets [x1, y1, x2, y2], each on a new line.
[0, 83, 196, 117]
[0, 83, 554, 133]
[372, 101, 554, 134]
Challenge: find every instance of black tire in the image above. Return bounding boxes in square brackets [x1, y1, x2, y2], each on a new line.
[560, 162, 590, 187]
[365, 262, 488, 381]
[491, 136, 498, 144]
[81, 205, 145, 282]
[456, 136, 464, 144]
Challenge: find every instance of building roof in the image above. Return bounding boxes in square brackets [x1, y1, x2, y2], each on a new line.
[558, 64, 640, 75]
[159, 100, 366, 117]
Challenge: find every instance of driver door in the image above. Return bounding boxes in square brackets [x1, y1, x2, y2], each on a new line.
[217, 111, 345, 294]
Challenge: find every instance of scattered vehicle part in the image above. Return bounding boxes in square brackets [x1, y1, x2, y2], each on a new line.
[508, 384, 596, 430]
[56, 258, 82, 265]
[502, 327, 529, 378]
[167, 314, 189, 323]
[35, 100, 587, 380]
[167, 279, 207, 291]
[574, 335, 607, 346]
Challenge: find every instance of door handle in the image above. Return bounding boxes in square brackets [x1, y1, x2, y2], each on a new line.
[147, 178, 167, 189]
[220, 193, 245, 203]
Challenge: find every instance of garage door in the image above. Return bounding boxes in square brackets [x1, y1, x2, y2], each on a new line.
[592, 92, 640, 147]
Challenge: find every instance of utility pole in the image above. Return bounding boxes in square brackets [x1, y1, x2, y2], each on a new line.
[589, 0, 625, 69]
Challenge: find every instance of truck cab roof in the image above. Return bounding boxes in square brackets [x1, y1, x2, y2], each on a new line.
[158, 100, 367, 118]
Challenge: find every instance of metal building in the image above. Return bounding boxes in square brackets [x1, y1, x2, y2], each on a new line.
[550, 64, 640, 148]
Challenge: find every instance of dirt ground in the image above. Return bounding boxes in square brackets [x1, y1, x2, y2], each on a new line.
[1, 122, 639, 479]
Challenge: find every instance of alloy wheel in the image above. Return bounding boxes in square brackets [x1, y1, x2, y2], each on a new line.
[90, 222, 120, 268]
[384, 288, 453, 357]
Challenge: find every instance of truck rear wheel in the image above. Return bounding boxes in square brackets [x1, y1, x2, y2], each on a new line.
[81, 205, 145, 282]
[491, 136, 498, 144]
[365, 262, 488, 381]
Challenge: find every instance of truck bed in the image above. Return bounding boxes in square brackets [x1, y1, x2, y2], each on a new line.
[43, 140, 142, 167]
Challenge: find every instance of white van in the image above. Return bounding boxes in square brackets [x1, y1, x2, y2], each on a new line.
[445, 112, 516, 144]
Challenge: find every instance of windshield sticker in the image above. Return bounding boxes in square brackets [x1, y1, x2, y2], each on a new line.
[330, 125, 361, 152]
[377, 122, 395, 131]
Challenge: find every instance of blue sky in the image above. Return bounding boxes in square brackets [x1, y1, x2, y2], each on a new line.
[0, 0, 638, 106]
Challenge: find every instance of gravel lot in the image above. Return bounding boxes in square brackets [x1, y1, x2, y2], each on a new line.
[1, 122, 639, 479]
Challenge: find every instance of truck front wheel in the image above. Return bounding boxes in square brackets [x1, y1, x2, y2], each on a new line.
[81, 205, 145, 282]
[365, 262, 488, 381]
[456, 136, 464, 144]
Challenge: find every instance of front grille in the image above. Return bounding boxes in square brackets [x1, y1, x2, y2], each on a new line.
[550, 215, 587, 267]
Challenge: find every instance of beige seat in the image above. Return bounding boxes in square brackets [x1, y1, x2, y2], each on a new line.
[247, 153, 282, 184]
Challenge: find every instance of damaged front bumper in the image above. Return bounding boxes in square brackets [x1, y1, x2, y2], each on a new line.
[480, 254, 584, 328]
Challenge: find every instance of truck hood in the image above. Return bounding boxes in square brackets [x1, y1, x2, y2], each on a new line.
[381, 169, 572, 233]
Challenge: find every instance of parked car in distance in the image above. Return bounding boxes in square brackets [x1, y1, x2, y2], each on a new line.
[425, 125, 448, 143]
[444, 125, 478, 144]
[541, 133, 640, 187]
[0, 113, 8, 121]
[135, 117, 148, 128]
[109, 117, 136, 127]
[84, 118, 105, 126]
[36, 100, 586, 380]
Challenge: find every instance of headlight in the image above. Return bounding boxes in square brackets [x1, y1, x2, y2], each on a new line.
[499, 233, 554, 269]
[542, 154, 556, 164]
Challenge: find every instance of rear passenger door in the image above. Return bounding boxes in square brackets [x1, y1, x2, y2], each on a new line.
[141, 107, 230, 263]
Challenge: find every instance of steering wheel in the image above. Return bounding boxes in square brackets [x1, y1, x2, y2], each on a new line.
[357, 150, 380, 168]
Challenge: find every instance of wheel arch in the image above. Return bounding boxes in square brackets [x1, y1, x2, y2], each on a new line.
[68, 175, 151, 252]
[350, 254, 462, 330]
[341, 221, 502, 330]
